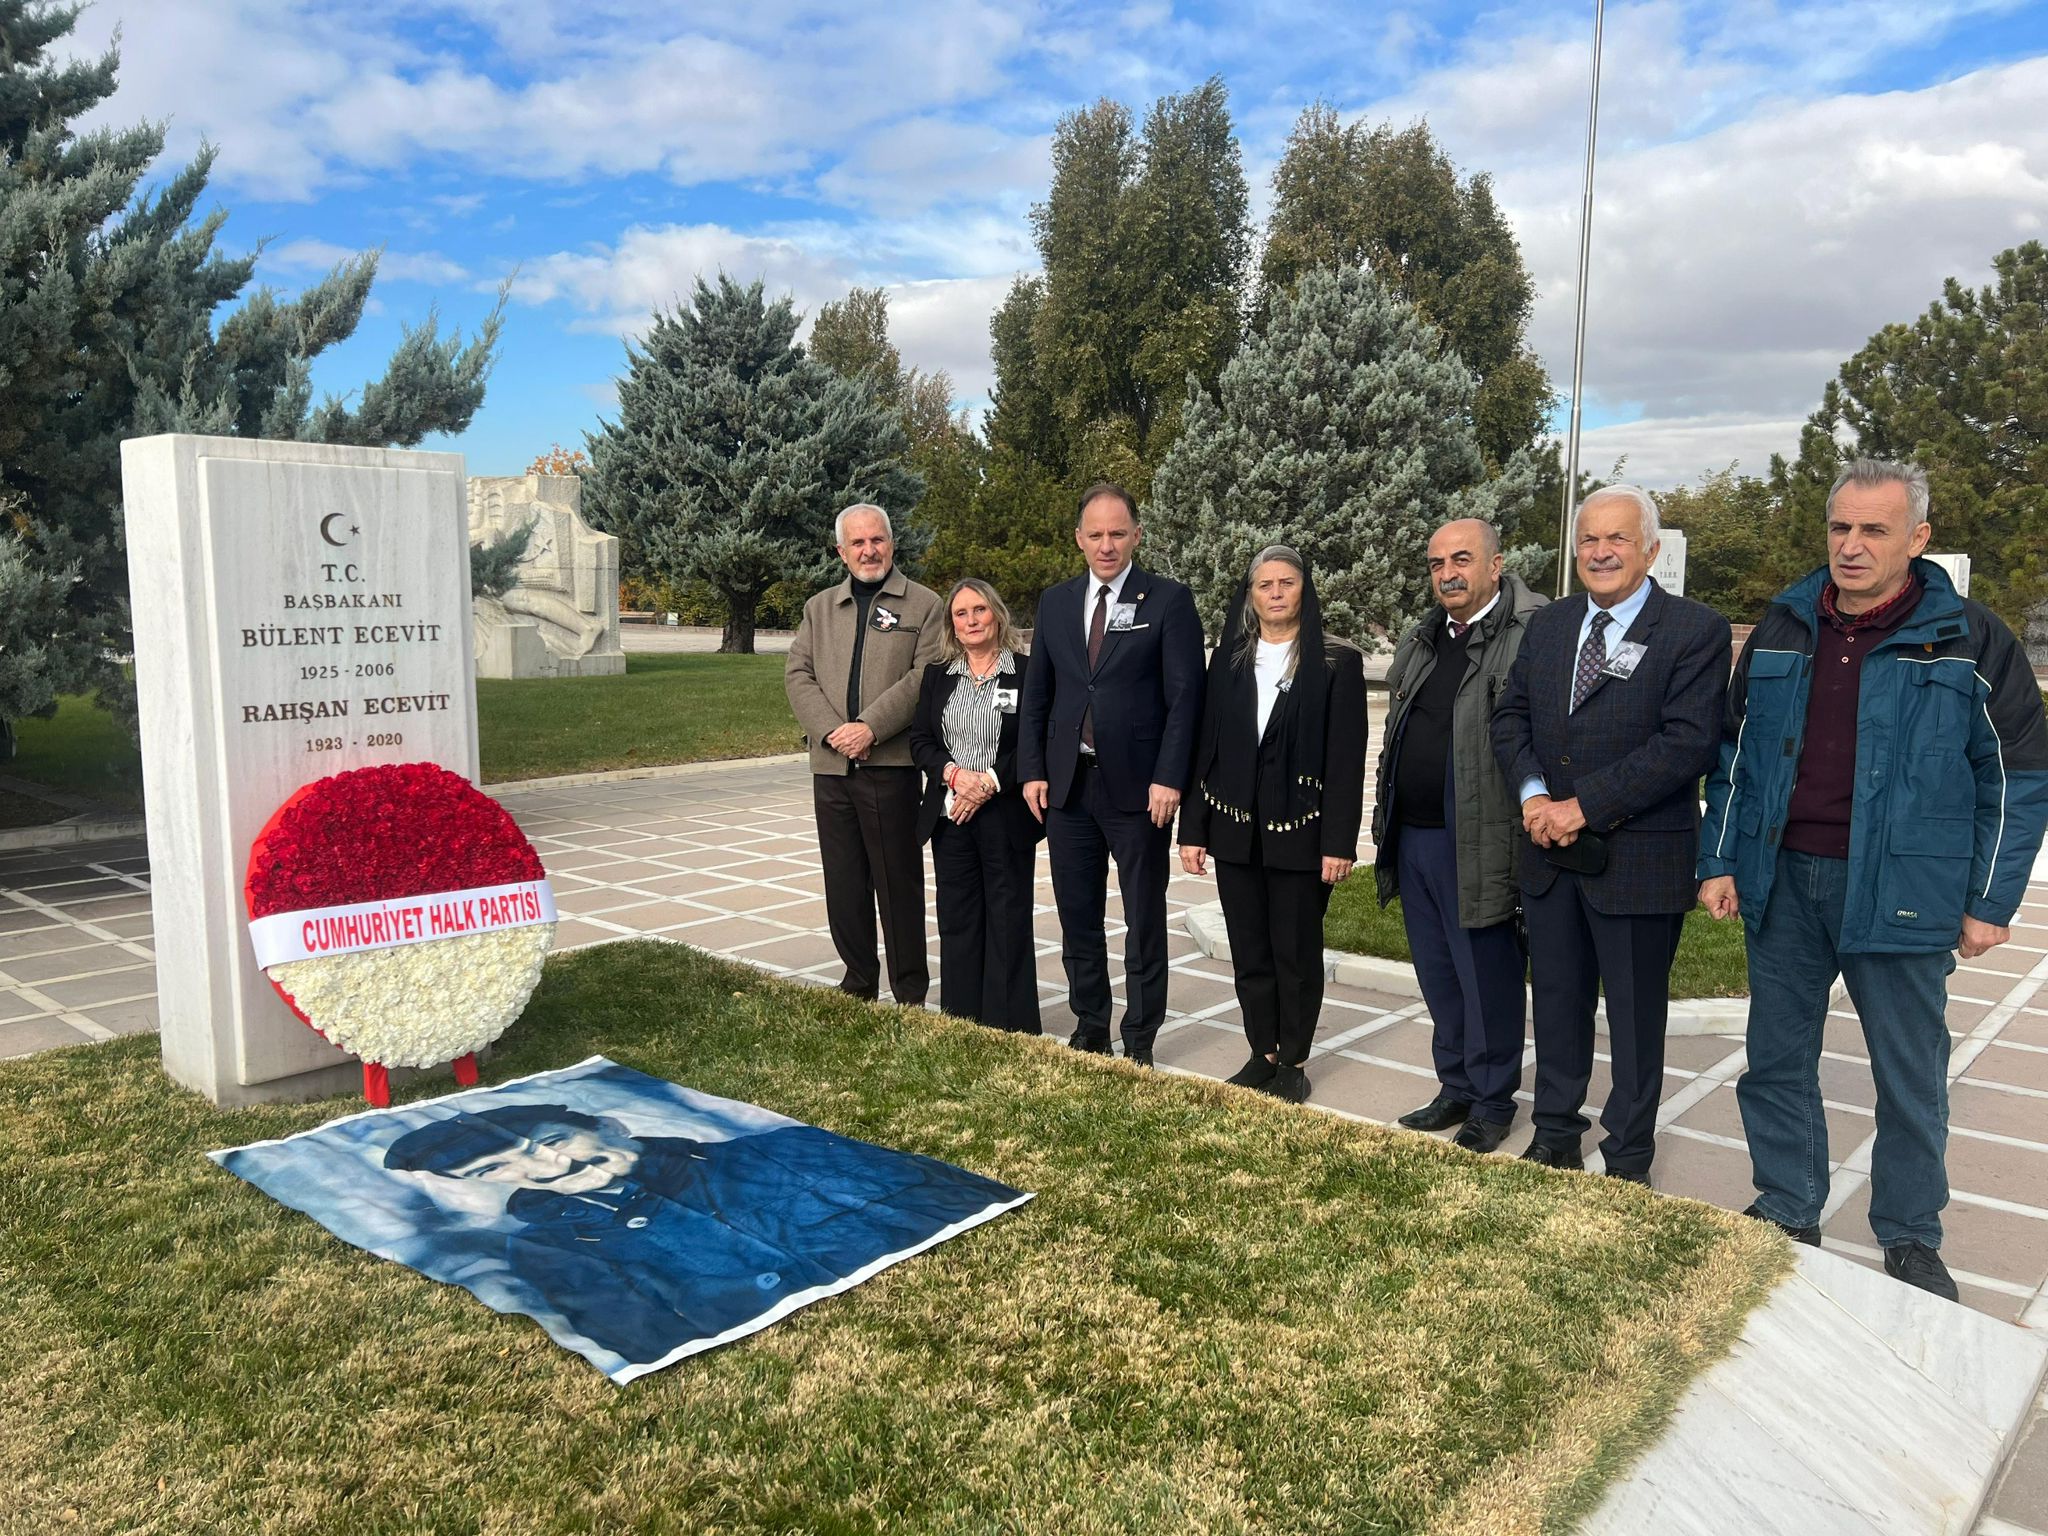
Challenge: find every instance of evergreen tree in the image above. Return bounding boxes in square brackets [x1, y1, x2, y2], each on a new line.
[989, 77, 1249, 486]
[809, 287, 902, 401]
[1149, 264, 1536, 643]
[0, 0, 502, 734]
[1261, 106, 1550, 470]
[582, 274, 923, 654]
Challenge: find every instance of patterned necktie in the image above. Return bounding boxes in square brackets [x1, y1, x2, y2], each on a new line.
[1081, 584, 1110, 749]
[1448, 619, 1467, 640]
[1572, 609, 1612, 712]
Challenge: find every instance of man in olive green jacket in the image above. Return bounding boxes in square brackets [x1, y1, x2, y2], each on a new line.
[1372, 520, 1546, 1150]
[785, 505, 944, 1004]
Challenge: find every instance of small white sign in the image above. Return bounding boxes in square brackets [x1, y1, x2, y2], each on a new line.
[1652, 528, 1688, 596]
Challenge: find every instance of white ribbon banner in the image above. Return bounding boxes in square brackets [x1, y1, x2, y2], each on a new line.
[248, 879, 557, 969]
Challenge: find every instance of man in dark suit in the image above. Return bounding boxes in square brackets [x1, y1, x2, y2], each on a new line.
[1020, 482, 1206, 1065]
[1491, 486, 1730, 1181]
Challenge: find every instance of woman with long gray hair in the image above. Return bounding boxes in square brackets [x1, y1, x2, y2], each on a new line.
[908, 578, 1045, 1032]
[1178, 546, 1367, 1102]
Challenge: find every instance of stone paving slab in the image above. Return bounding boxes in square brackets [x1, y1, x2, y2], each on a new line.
[4, 751, 2047, 1531]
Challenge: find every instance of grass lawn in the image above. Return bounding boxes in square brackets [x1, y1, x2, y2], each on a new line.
[3, 654, 799, 809]
[1, 694, 147, 813]
[474, 652, 797, 782]
[1325, 877, 1750, 999]
[2, 941, 1787, 1534]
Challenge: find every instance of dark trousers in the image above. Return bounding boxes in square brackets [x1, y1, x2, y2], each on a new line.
[1524, 871, 1683, 1173]
[931, 814, 1042, 1034]
[1396, 824, 1525, 1125]
[1045, 756, 1172, 1049]
[1214, 850, 1331, 1068]
[813, 768, 928, 1005]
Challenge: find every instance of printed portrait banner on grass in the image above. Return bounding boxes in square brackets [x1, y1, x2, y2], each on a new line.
[211, 1056, 1034, 1382]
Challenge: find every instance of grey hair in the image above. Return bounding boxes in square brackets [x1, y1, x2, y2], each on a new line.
[1827, 457, 1930, 529]
[1573, 484, 1661, 548]
[1234, 543, 1305, 677]
[834, 503, 892, 544]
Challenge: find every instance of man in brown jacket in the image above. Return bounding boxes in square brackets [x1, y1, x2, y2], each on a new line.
[785, 504, 944, 1004]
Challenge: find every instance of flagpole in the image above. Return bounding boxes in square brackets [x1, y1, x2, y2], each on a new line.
[1557, 0, 1606, 597]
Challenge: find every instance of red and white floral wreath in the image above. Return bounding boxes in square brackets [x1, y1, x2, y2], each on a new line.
[243, 762, 557, 1105]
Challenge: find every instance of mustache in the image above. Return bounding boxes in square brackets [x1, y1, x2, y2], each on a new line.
[1437, 578, 1468, 592]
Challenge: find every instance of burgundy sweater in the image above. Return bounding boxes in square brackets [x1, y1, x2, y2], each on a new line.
[1782, 575, 1924, 859]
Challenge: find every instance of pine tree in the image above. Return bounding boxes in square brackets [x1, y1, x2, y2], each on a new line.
[582, 275, 923, 654]
[0, 0, 502, 734]
[1149, 264, 1536, 643]
[1261, 107, 1550, 472]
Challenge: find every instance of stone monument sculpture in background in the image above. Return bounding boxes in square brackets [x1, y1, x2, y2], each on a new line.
[468, 474, 626, 679]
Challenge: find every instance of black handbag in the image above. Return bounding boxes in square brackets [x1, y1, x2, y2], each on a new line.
[1542, 830, 1609, 877]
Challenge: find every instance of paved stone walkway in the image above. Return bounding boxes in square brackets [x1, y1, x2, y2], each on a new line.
[4, 750, 2046, 1530]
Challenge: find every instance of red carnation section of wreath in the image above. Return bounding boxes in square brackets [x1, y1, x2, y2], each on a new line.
[245, 762, 551, 1105]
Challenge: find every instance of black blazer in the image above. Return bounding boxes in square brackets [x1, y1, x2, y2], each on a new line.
[1490, 581, 1730, 914]
[1179, 642, 1369, 872]
[909, 653, 1045, 849]
[1017, 565, 1206, 815]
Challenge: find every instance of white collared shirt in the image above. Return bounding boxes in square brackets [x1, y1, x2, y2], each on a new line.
[1081, 563, 1135, 646]
[1445, 588, 1501, 636]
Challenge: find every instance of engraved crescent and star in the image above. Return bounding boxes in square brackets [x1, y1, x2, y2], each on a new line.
[317, 513, 360, 547]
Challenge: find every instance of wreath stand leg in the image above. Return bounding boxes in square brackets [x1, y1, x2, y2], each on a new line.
[452, 1052, 479, 1087]
[361, 1062, 392, 1107]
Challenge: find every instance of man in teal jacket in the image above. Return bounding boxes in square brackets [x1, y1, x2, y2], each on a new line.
[1698, 458, 2048, 1301]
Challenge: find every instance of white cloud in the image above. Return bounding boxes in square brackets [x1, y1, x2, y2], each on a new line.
[1571, 413, 1810, 487]
[73, 0, 1039, 210]
[1504, 54, 2048, 484]
[266, 239, 470, 286]
[505, 224, 1022, 409]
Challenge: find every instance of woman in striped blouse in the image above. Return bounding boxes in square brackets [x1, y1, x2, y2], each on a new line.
[909, 579, 1045, 1033]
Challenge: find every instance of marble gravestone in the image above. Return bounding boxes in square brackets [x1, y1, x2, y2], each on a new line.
[121, 436, 480, 1105]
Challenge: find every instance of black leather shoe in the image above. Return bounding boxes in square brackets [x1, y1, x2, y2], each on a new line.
[1068, 1031, 1111, 1055]
[1604, 1166, 1652, 1187]
[1397, 1096, 1471, 1132]
[1741, 1202, 1820, 1247]
[1883, 1241, 1959, 1302]
[1125, 1048, 1154, 1069]
[1452, 1117, 1511, 1154]
[1262, 1063, 1310, 1104]
[1519, 1139, 1584, 1171]
[1225, 1055, 1278, 1089]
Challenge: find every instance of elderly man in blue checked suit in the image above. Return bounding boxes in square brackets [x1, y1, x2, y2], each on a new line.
[1492, 484, 1730, 1184]
[1698, 457, 2048, 1302]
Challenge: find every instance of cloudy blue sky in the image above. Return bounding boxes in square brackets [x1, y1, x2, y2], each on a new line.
[69, 0, 2048, 487]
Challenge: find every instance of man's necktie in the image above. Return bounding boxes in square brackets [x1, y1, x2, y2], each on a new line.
[1572, 609, 1612, 712]
[1081, 584, 1109, 750]
[1448, 619, 1467, 640]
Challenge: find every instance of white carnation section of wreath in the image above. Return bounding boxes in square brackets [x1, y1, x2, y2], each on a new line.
[268, 923, 556, 1069]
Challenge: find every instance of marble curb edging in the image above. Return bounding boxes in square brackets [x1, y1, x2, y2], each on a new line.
[1579, 1243, 2048, 1534]
[1181, 899, 1760, 1036]
[0, 812, 147, 854]
[480, 752, 808, 796]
